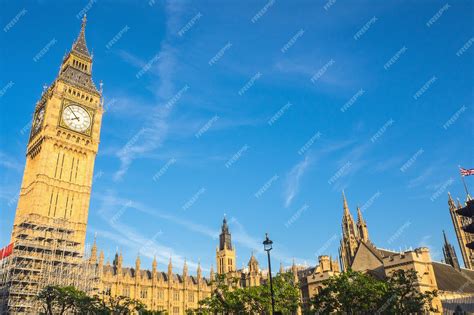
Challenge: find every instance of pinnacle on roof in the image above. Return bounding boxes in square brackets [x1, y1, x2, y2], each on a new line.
[71, 15, 91, 58]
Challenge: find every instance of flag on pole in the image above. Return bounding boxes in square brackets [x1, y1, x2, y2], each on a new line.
[460, 167, 474, 177]
[0, 243, 13, 260]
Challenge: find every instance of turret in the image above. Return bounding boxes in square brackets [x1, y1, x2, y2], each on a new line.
[89, 236, 97, 264]
[98, 250, 104, 268]
[183, 258, 188, 278]
[442, 230, 461, 270]
[291, 259, 298, 283]
[152, 256, 157, 275]
[113, 251, 123, 276]
[197, 260, 202, 281]
[135, 254, 141, 280]
[168, 256, 173, 279]
[356, 206, 369, 242]
[210, 265, 215, 281]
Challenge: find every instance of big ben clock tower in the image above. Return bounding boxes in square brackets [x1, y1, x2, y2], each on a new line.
[12, 15, 102, 247]
[2, 16, 103, 313]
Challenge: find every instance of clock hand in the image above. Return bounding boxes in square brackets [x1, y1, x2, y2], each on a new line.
[69, 108, 80, 120]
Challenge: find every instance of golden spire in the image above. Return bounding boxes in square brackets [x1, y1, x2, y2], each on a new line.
[197, 259, 202, 278]
[342, 190, 350, 215]
[168, 256, 173, 275]
[152, 255, 157, 271]
[183, 258, 188, 276]
[72, 15, 91, 58]
[135, 253, 141, 270]
[356, 206, 369, 242]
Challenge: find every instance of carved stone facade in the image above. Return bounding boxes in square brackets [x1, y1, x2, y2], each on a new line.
[337, 192, 474, 313]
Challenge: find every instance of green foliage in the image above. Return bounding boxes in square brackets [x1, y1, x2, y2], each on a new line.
[37, 285, 151, 315]
[311, 269, 438, 314]
[382, 269, 438, 314]
[191, 271, 301, 314]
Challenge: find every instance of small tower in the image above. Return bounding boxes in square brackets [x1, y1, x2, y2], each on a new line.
[248, 252, 261, 286]
[89, 236, 97, 264]
[152, 256, 157, 276]
[356, 206, 369, 242]
[98, 250, 104, 277]
[279, 262, 284, 274]
[98, 250, 104, 267]
[197, 260, 202, 281]
[442, 230, 461, 270]
[183, 259, 188, 279]
[135, 254, 141, 280]
[291, 259, 298, 283]
[216, 216, 236, 274]
[210, 265, 215, 281]
[113, 251, 123, 277]
[168, 256, 173, 280]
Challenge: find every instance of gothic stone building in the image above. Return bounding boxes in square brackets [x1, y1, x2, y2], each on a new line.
[338, 192, 474, 313]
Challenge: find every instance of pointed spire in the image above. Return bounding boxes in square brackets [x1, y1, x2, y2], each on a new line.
[99, 250, 104, 267]
[342, 190, 350, 215]
[442, 230, 461, 270]
[443, 230, 447, 244]
[197, 259, 202, 278]
[72, 14, 91, 58]
[356, 206, 364, 224]
[90, 235, 97, 263]
[168, 256, 173, 275]
[135, 253, 141, 270]
[356, 206, 369, 242]
[183, 258, 188, 274]
[448, 192, 457, 210]
[210, 264, 215, 280]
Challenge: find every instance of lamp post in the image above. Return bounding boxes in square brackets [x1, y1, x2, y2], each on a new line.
[263, 233, 275, 314]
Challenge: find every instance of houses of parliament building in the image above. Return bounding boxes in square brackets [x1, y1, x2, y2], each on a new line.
[0, 16, 473, 314]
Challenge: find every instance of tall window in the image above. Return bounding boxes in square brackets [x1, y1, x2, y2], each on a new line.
[140, 288, 148, 299]
[123, 286, 130, 297]
[173, 291, 179, 301]
[157, 290, 164, 300]
[188, 292, 194, 302]
[173, 307, 180, 314]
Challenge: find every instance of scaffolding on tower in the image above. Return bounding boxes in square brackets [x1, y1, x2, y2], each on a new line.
[0, 214, 99, 314]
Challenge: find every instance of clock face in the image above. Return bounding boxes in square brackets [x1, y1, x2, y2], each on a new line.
[62, 104, 91, 133]
[33, 107, 45, 131]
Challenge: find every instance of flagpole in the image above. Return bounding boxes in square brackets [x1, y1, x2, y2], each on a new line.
[459, 165, 471, 199]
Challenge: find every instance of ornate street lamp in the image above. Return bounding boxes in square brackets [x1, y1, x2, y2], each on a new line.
[263, 233, 275, 314]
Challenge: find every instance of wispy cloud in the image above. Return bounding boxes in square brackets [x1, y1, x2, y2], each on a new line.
[284, 155, 311, 207]
[113, 2, 183, 181]
[93, 191, 307, 268]
[0, 151, 23, 172]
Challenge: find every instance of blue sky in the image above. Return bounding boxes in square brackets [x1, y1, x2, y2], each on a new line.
[1, 0, 473, 274]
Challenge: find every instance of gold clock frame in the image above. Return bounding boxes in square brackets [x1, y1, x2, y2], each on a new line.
[58, 99, 95, 136]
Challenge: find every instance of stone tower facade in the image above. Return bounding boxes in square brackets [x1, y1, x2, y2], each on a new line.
[216, 217, 236, 274]
[448, 193, 474, 270]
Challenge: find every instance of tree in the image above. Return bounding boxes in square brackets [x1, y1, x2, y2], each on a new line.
[312, 270, 388, 314]
[311, 269, 438, 314]
[37, 285, 148, 314]
[381, 269, 438, 314]
[194, 271, 301, 314]
[37, 285, 83, 315]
